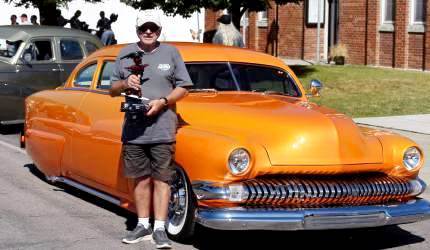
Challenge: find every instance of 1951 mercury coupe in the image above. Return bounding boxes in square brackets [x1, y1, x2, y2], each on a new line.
[23, 43, 430, 241]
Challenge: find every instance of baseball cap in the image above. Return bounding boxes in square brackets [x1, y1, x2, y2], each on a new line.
[136, 10, 161, 28]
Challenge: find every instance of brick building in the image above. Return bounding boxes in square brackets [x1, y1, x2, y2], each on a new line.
[205, 0, 429, 70]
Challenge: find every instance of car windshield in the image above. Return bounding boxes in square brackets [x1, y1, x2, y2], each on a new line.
[0, 38, 22, 59]
[185, 63, 301, 97]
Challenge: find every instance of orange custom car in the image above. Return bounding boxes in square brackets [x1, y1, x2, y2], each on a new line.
[24, 43, 430, 240]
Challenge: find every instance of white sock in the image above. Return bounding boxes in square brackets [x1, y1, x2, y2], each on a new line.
[137, 217, 150, 229]
[154, 220, 165, 231]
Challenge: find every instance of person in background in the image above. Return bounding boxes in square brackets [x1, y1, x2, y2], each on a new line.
[20, 14, 31, 25]
[109, 10, 193, 249]
[100, 13, 118, 45]
[69, 10, 82, 29]
[212, 14, 244, 48]
[30, 15, 39, 25]
[56, 9, 69, 27]
[96, 11, 110, 38]
[10, 15, 19, 25]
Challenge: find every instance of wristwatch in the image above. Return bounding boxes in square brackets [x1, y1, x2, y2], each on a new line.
[160, 97, 169, 106]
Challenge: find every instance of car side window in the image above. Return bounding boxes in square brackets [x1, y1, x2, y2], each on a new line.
[185, 63, 236, 90]
[60, 39, 84, 60]
[23, 40, 53, 62]
[74, 64, 97, 88]
[84, 41, 98, 55]
[97, 61, 115, 90]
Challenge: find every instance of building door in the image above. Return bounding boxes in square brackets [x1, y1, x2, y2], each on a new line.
[328, 0, 339, 50]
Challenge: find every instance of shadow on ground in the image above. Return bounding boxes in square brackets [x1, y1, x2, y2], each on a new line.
[289, 65, 317, 78]
[191, 224, 424, 249]
[23, 163, 136, 231]
[0, 124, 23, 135]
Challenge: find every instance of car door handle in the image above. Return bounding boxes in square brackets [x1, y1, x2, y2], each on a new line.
[52, 68, 64, 72]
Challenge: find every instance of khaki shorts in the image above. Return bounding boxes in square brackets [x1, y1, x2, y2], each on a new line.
[122, 143, 176, 183]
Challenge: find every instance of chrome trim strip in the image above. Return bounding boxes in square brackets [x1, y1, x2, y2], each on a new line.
[193, 177, 424, 205]
[47, 176, 121, 206]
[1, 119, 24, 125]
[196, 199, 430, 230]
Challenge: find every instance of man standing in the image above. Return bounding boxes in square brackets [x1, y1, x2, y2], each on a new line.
[10, 15, 19, 25]
[30, 15, 39, 25]
[20, 14, 30, 25]
[69, 10, 82, 29]
[96, 11, 110, 38]
[109, 11, 192, 249]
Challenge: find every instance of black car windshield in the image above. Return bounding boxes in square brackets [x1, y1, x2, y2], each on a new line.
[0, 39, 22, 59]
[185, 63, 301, 97]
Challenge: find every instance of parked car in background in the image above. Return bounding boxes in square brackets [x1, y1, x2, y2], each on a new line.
[0, 25, 103, 126]
[24, 43, 430, 241]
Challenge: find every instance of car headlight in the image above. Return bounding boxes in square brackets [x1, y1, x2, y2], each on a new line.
[228, 148, 250, 175]
[403, 147, 422, 171]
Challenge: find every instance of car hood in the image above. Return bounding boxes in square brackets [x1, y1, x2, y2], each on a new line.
[179, 92, 383, 165]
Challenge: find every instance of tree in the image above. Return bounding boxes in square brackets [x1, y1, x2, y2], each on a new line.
[121, 0, 302, 29]
[4, 0, 101, 25]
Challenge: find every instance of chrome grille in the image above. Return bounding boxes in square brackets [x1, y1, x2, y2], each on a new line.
[242, 176, 414, 206]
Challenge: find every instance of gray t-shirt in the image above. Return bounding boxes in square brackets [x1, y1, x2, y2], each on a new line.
[111, 42, 193, 144]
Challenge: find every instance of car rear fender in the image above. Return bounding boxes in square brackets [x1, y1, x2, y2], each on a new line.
[25, 128, 65, 177]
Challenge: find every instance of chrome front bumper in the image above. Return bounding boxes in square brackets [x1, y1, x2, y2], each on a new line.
[196, 199, 430, 230]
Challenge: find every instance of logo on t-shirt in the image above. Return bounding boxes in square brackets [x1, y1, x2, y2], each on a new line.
[158, 64, 171, 71]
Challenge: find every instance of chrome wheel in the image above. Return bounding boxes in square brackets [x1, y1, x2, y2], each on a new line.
[167, 168, 190, 235]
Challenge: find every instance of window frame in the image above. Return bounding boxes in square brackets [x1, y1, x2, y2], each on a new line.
[84, 40, 99, 56]
[185, 62, 302, 98]
[257, 10, 268, 27]
[380, 0, 395, 32]
[21, 38, 55, 63]
[58, 38, 85, 62]
[306, 0, 325, 26]
[381, 0, 395, 24]
[410, 0, 425, 24]
[96, 60, 115, 91]
[73, 62, 98, 89]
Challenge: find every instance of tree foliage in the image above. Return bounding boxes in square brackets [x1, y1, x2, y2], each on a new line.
[4, 0, 102, 25]
[121, 0, 302, 28]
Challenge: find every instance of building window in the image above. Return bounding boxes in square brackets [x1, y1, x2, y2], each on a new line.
[411, 0, 425, 23]
[384, 0, 394, 22]
[257, 10, 268, 27]
[380, 0, 395, 32]
[409, 0, 426, 33]
[306, 0, 325, 25]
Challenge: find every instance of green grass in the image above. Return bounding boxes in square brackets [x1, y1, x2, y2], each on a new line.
[291, 65, 430, 118]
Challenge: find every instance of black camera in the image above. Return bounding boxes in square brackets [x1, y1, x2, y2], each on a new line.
[120, 102, 149, 114]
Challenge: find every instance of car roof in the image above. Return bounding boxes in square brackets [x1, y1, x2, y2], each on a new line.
[87, 42, 287, 67]
[0, 25, 100, 42]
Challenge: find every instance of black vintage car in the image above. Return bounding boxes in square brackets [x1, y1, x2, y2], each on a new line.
[0, 25, 103, 125]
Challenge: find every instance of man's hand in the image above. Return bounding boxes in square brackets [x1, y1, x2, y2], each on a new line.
[146, 99, 165, 116]
[124, 74, 141, 91]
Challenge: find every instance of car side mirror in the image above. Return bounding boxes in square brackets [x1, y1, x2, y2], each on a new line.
[307, 79, 323, 97]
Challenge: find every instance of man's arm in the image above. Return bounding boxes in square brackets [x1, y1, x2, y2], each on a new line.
[146, 86, 189, 116]
[109, 74, 141, 97]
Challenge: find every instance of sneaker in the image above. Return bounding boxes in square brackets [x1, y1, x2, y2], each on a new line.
[152, 228, 172, 249]
[122, 224, 153, 244]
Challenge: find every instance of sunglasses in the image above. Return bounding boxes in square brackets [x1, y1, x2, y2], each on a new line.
[138, 23, 160, 33]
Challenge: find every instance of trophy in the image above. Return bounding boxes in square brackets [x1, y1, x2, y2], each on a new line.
[119, 51, 150, 114]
